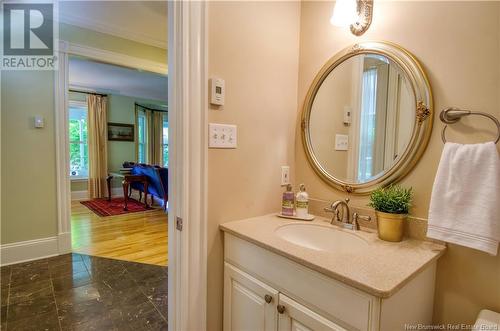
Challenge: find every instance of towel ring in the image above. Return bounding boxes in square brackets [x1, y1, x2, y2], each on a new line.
[440, 107, 500, 144]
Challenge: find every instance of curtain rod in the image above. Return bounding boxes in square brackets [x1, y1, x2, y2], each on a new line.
[135, 102, 168, 113]
[69, 89, 108, 97]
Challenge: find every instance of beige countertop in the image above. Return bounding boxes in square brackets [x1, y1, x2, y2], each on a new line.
[220, 214, 446, 298]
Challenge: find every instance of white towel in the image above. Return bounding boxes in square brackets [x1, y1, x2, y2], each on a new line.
[427, 142, 500, 255]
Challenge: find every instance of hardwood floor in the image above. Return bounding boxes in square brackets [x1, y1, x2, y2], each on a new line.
[71, 199, 168, 266]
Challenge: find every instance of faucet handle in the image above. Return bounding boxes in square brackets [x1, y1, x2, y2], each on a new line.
[352, 213, 372, 230]
[351, 212, 371, 231]
[345, 198, 350, 204]
[352, 212, 371, 222]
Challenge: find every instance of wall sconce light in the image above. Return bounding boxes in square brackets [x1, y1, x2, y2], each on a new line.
[330, 0, 373, 36]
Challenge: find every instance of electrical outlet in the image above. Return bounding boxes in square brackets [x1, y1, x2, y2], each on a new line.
[281, 166, 290, 186]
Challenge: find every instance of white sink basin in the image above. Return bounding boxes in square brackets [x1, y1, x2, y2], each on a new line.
[275, 223, 368, 253]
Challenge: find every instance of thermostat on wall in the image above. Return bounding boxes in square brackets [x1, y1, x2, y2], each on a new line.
[210, 77, 225, 106]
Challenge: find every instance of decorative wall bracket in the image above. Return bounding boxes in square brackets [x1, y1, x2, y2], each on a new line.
[348, 44, 363, 55]
[350, 0, 373, 36]
[342, 185, 354, 193]
[416, 101, 431, 124]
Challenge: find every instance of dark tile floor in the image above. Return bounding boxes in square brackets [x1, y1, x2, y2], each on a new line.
[0, 254, 168, 330]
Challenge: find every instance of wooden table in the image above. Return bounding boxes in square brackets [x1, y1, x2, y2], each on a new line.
[107, 172, 149, 210]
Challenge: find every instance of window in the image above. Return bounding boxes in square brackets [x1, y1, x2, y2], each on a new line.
[162, 113, 169, 167]
[135, 107, 168, 166]
[69, 102, 88, 179]
[137, 110, 147, 163]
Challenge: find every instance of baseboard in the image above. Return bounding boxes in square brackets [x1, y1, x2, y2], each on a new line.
[1, 236, 60, 266]
[71, 188, 123, 201]
[111, 187, 122, 197]
[71, 190, 88, 201]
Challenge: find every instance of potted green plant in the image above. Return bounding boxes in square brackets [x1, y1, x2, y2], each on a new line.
[368, 185, 413, 242]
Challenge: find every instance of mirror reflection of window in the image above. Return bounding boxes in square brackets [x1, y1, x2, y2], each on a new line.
[357, 55, 390, 181]
[358, 67, 378, 181]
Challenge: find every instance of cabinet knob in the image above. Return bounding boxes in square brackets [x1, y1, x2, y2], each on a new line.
[277, 305, 285, 314]
[264, 295, 273, 304]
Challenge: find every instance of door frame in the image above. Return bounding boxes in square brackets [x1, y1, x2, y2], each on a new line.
[167, 1, 208, 330]
[54, 2, 208, 329]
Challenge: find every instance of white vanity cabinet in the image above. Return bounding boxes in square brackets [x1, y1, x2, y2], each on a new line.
[224, 263, 279, 331]
[223, 233, 438, 331]
[224, 263, 345, 331]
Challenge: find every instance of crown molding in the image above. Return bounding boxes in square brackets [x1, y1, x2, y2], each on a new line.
[63, 42, 167, 75]
[60, 13, 167, 50]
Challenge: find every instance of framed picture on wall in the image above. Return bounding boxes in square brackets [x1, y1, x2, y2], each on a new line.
[108, 123, 134, 141]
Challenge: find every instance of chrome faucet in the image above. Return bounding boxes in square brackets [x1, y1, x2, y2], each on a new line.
[324, 198, 371, 231]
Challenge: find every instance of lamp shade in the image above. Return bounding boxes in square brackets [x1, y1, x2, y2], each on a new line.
[330, 0, 358, 27]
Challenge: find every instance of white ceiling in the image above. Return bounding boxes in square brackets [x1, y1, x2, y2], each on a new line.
[69, 57, 168, 102]
[60, 1, 167, 49]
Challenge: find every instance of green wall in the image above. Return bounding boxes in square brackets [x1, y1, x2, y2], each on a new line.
[1, 25, 167, 244]
[1, 72, 58, 244]
[69, 93, 166, 192]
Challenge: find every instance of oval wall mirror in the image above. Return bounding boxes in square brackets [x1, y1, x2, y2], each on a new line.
[301, 42, 433, 194]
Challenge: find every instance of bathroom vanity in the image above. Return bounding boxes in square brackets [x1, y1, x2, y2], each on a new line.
[221, 215, 445, 331]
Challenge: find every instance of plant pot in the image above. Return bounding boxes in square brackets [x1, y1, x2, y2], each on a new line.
[376, 211, 406, 242]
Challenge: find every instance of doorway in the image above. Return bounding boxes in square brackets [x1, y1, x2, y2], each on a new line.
[54, 2, 208, 330]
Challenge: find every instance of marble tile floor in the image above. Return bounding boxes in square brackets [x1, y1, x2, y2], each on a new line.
[0, 253, 168, 330]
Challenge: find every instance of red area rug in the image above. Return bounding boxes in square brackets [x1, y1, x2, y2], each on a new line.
[81, 198, 149, 217]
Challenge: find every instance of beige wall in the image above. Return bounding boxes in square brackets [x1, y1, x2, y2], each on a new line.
[296, 1, 500, 325]
[207, 1, 301, 330]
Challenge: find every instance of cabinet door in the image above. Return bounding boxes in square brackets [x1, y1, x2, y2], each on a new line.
[224, 263, 279, 331]
[277, 294, 347, 331]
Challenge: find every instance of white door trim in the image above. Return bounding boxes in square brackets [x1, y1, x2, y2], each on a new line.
[55, 41, 72, 254]
[167, 1, 208, 330]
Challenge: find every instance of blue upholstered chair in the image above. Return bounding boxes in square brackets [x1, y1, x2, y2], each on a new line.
[130, 164, 168, 210]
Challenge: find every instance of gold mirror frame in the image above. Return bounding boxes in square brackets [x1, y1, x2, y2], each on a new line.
[301, 41, 433, 194]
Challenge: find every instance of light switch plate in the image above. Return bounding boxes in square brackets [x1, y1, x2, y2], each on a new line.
[34, 115, 45, 128]
[209, 123, 237, 148]
[335, 134, 348, 151]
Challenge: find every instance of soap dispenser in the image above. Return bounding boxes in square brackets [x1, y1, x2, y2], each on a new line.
[281, 184, 295, 216]
[295, 184, 309, 219]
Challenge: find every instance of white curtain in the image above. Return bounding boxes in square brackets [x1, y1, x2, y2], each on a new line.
[357, 68, 377, 182]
